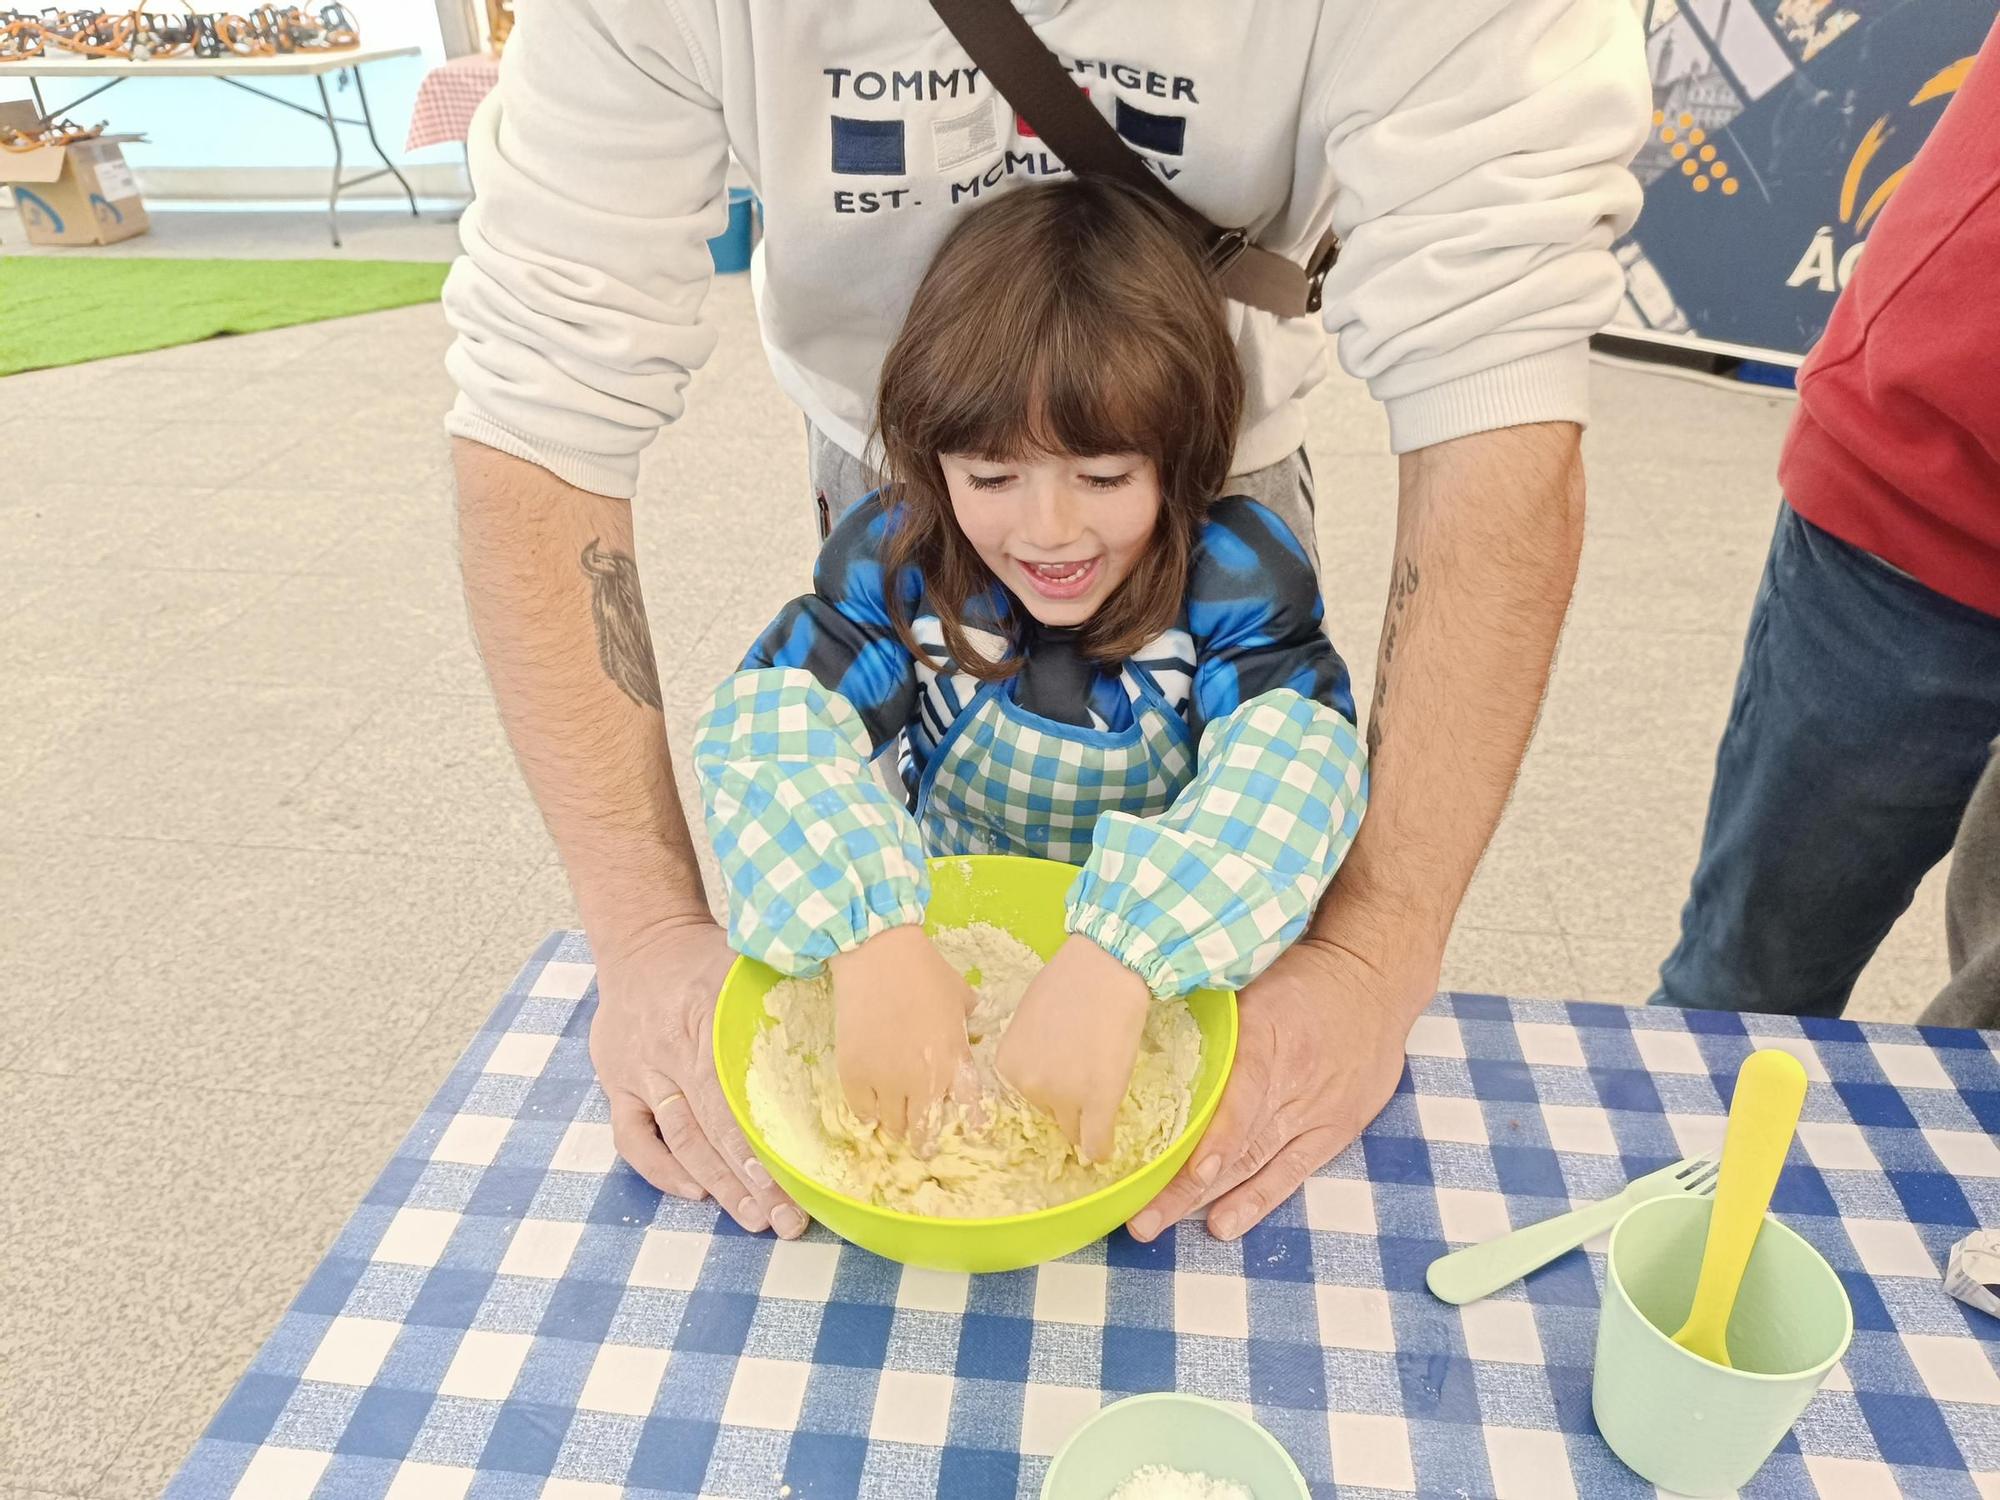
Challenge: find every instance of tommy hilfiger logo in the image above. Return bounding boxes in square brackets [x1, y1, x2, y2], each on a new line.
[828, 64, 983, 176]
[1015, 82, 1186, 156]
[831, 116, 907, 176]
[1113, 97, 1184, 156]
[824, 56, 1200, 186]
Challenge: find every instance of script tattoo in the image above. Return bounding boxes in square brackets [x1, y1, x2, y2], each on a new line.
[580, 540, 663, 711]
[1367, 557, 1419, 763]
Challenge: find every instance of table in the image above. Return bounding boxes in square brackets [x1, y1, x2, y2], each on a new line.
[165, 932, 2000, 1498]
[0, 47, 421, 246]
[405, 52, 498, 154]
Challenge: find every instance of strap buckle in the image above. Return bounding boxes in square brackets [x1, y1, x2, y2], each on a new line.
[1304, 232, 1340, 314]
[1207, 226, 1251, 275]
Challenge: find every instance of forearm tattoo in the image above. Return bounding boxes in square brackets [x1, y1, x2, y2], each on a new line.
[1367, 556, 1419, 763]
[580, 539, 664, 711]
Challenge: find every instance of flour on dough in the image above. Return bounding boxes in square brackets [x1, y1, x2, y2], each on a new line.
[745, 924, 1203, 1219]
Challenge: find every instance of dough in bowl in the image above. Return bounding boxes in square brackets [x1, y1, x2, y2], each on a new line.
[746, 924, 1202, 1219]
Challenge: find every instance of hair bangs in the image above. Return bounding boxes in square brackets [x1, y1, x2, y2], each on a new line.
[870, 176, 1246, 680]
[903, 285, 1159, 469]
[1028, 303, 1178, 464]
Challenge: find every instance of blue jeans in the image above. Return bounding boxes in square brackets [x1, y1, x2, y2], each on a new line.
[1654, 504, 2000, 1018]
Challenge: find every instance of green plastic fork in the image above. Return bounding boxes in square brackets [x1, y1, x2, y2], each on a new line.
[1425, 1155, 1721, 1305]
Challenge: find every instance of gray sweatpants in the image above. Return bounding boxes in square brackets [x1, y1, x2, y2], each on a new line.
[806, 424, 1321, 573]
[1919, 741, 2000, 1030]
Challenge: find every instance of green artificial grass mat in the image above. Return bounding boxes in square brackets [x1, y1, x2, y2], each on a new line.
[0, 256, 450, 375]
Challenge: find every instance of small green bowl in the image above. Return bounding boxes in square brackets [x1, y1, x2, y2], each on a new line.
[714, 854, 1238, 1274]
[1043, 1393, 1310, 1499]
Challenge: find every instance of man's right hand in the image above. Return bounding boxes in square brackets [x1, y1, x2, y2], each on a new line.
[829, 926, 976, 1150]
[588, 916, 807, 1238]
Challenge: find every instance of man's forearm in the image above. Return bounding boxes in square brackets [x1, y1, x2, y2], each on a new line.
[1315, 421, 1586, 980]
[453, 437, 711, 952]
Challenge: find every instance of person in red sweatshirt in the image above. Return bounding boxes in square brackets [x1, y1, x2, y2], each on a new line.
[1655, 13, 2000, 1020]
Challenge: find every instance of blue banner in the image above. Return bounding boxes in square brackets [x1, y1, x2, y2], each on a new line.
[1614, 0, 1997, 359]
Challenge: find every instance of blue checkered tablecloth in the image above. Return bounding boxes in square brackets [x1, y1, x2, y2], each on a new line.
[168, 932, 2000, 1500]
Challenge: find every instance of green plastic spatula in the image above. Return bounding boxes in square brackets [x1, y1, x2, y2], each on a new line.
[1671, 1048, 1810, 1368]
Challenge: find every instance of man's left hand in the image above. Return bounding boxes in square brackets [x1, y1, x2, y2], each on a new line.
[1128, 934, 1427, 1242]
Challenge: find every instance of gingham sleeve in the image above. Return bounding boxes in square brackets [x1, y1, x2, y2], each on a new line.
[694, 668, 929, 976]
[1064, 501, 1367, 996]
[1064, 692, 1365, 995]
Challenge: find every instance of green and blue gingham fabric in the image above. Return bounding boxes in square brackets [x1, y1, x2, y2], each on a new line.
[918, 694, 1193, 866]
[1068, 690, 1367, 996]
[693, 669, 928, 976]
[695, 495, 1366, 987]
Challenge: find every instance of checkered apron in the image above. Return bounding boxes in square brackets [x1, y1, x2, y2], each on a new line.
[916, 677, 1195, 865]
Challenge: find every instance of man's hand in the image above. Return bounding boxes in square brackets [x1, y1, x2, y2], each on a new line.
[588, 916, 806, 1238]
[829, 926, 976, 1150]
[457, 442, 802, 1229]
[1128, 936, 1418, 1242]
[997, 936, 1150, 1163]
[1131, 422, 1586, 1242]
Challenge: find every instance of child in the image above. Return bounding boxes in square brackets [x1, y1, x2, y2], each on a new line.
[695, 178, 1365, 1164]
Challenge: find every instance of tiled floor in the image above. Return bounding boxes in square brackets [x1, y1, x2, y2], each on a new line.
[0, 210, 1955, 1497]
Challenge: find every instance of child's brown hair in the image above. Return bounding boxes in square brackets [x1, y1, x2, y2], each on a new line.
[873, 176, 1245, 678]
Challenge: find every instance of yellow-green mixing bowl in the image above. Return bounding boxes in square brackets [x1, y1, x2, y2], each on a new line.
[714, 854, 1238, 1273]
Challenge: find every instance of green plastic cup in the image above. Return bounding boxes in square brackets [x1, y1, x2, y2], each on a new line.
[1042, 1393, 1309, 1499]
[1593, 1194, 1853, 1497]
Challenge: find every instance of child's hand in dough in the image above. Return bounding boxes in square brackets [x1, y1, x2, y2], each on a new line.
[997, 936, 1150, 1163]
[830, 926, 976, 1153]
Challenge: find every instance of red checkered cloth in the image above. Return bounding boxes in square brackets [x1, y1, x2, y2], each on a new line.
[405, 53, 501, 152]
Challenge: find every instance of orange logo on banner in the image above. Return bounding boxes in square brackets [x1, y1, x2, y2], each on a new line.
[1652, 110, 1737, 197]
[1787, 52, 1976, 294]
[1839, 54, 1974, 233]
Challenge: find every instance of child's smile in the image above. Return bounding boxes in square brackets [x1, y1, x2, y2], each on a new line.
[1016, 555, 1103, 602]
[941, 450, 1163, 627]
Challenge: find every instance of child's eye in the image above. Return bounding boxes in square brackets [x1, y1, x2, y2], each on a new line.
[966, 473, 1014, 492]
[1083, 471, 1134, 491]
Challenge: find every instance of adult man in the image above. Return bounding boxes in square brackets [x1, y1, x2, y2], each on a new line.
[444, 0, 1649, 1241]
[1656, 16, 2000, 1022]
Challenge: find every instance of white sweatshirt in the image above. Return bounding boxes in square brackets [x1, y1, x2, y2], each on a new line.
[443, 0, 1649, 500]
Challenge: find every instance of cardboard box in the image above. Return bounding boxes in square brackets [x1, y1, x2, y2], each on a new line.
[0, 102, 149, 246]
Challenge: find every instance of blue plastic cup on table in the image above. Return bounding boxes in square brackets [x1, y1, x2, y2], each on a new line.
[708, 187, 757, 273]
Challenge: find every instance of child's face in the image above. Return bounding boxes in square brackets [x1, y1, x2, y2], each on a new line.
[940, 451, 1162, 628]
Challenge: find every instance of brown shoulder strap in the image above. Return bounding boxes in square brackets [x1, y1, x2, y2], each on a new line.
[927, 0, 1336, 317]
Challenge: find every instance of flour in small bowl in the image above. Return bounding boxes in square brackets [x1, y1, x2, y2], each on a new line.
[1108, 1466, 1254, 1500]
[745, 924, 1202, 1219]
